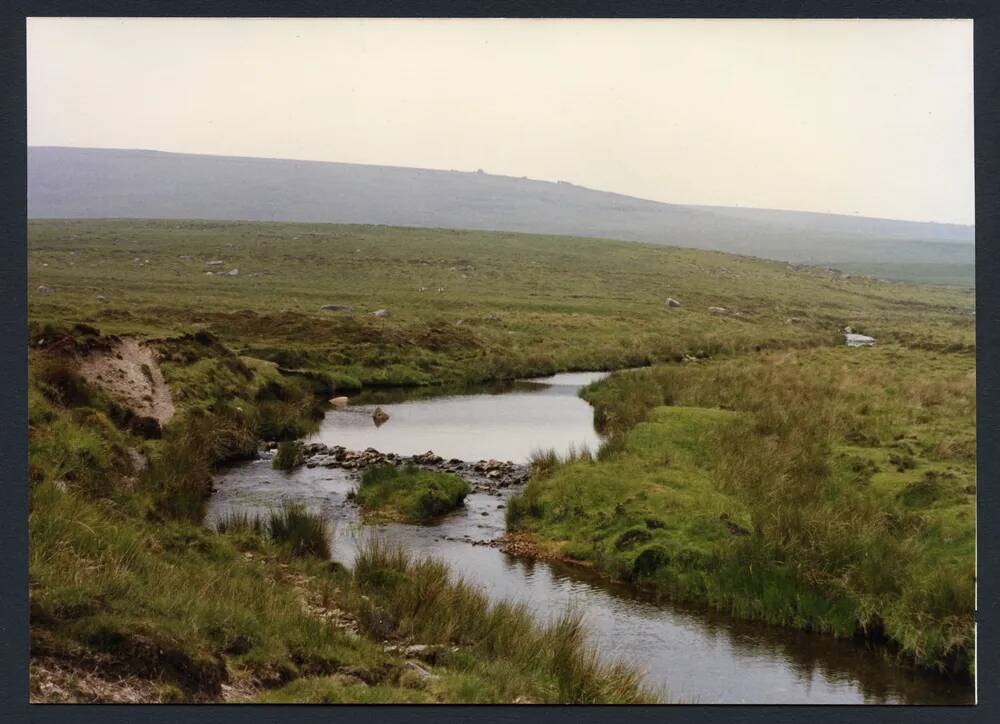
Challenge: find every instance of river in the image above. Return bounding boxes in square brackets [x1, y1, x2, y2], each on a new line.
[206, 371, 973, 704]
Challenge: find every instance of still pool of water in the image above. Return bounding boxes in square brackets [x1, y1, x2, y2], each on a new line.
[306, 371, 610, 462]
[208, 371, 973, 705]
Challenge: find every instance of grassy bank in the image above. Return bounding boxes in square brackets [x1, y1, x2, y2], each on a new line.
[31, 477, 654, 703]
[27, 325, 652, 703]
[507, 346, 975, 677]
[351, 466, 471, 523]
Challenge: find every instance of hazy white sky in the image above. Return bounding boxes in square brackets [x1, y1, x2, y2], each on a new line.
[27, 18, 974, 224]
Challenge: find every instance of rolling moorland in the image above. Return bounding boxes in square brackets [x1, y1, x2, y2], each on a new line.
[27, 219, 975, 702]
[28, 147, 974, 285]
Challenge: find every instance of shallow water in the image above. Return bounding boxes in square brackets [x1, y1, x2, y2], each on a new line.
[208, 371, 973, 704]
[306, 371, 610, 462]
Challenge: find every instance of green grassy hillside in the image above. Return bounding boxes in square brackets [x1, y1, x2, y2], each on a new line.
[28, 219, 973, 387]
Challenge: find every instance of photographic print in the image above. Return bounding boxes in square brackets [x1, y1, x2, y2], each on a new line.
[25, 17, 975, 705]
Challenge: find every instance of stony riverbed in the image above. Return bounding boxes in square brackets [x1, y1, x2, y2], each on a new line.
[260, 441, 531, 495]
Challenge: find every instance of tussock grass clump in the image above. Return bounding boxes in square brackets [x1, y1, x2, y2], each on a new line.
[33, 354, 96, 408]
[214, 505, 330, 559]
[354, 465, 470, 523]
[273, 440, 305, 472]
[267, 504, 331, 559]
[528, 445, 594, 479]
[144, 407, 258, 522]
[213, 510, 268, 537]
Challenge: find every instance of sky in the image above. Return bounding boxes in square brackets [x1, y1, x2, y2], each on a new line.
[27, 18, 974, 225]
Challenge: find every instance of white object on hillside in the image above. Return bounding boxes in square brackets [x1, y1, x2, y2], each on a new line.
[844, 333, 875, 348]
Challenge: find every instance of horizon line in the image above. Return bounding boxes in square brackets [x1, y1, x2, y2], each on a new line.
[28, 143, 976, 228]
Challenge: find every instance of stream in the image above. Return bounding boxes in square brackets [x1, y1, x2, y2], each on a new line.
[206, 371, 973, 704]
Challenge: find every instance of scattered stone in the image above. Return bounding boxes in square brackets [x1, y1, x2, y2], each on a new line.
[845, 333, 876, 348]
[708, 306, 728, 314]
[665, 297, 682, 308]
[321, 304, 354, 313]
[372, 407, 390, 426]
[371, 309, 391, 318]
[225, 268, 239, 277]
[37, 285, 53, 295]
[403, 661, 438, 682]
[205, 260, 224, 266]
[329, 396, 349, 409]
[95, 295, 107, 302]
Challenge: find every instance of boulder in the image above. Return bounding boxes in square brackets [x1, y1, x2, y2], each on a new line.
[329, 396, 349, 409]
[321, 304, 354, 313]
[205, 260, 224, 266]
[403, 661, 438, 682]
[371, 309, 391, 318]
[708, 306, 728, 314]
[372, 406, 390, 426]
[37, 285, 53, 295]
[844, 333, 876, 348]
[665, 297, 682, 308]
[225, 268, 239, 277]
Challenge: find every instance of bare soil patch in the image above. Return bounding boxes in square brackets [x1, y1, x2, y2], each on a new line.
[79, 337, 176, 424]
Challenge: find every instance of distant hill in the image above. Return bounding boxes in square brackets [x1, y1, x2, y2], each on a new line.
[28, 146, 974, 284]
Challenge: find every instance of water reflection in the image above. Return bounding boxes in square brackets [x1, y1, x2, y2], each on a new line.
[307, 371, 610, 462]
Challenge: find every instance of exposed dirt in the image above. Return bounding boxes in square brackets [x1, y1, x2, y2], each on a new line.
[78, 337, 175, 424]
[489, 531, 593, 569]
[30, 654, 164, 704]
